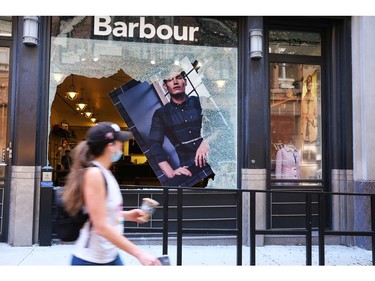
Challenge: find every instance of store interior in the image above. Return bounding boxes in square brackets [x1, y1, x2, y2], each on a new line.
[49, 71, 159, 186]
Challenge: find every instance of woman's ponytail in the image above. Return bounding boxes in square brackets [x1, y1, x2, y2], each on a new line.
[62, 141, 92, 215]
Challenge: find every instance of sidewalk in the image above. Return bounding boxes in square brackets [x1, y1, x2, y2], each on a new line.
[0, 241, 373, 266]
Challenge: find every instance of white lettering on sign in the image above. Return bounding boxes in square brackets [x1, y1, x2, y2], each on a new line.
[94, 16, 199, 42]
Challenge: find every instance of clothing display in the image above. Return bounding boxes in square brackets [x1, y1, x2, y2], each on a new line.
[301, 92, 317, 142]
[108, 80, 214, 187]
[275, 144, 301, 179]
[150, 95, 203, 166]
[149, 94, 214, 185]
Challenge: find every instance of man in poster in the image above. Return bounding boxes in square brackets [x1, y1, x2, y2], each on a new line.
[148, 65, 215, 187]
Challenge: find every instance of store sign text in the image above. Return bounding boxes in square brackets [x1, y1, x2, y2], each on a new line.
[94, 16, 199, 42]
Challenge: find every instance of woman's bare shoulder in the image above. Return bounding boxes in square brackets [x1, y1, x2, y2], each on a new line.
[84, 166, 105, 184]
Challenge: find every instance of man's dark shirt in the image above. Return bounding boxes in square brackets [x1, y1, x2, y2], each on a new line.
[61, 154, 71, 170]
[149, 95, 204, 167]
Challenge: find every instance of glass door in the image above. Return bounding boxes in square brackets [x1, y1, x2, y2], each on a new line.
[0, 46, 10, 240]
[268, 29, 324, 228]
[270, 63, 322, 181]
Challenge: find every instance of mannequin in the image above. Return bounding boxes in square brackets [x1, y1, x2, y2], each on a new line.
[301, 75, 318, 142]
[275, 139, 301, 179]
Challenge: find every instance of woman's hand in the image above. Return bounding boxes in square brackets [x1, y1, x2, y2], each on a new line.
[136, 251, 162, 266]
[123, 209, 148, 223]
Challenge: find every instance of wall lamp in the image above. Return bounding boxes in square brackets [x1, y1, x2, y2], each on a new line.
[249, 29, 263, 59]
[23, 16, 39, 46]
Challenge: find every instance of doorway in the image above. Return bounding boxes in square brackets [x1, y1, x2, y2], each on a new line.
[267, 28, 325, 229]
[0, 45, 11, 241]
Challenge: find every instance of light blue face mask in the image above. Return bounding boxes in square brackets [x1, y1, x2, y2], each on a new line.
[111, 149, 123, 162]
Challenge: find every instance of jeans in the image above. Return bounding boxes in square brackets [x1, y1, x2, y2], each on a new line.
[71, 254, 124, 265]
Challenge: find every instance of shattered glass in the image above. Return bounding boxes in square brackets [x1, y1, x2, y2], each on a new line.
[49, 17, 238, 189]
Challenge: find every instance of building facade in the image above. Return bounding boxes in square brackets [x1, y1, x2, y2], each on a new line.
[0, 16, 373, 248]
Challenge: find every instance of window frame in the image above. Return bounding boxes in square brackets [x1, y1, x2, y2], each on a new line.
[266, 25, 326, 189]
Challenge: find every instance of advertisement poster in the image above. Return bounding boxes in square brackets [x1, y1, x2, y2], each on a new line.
[109, 57, 222, 187]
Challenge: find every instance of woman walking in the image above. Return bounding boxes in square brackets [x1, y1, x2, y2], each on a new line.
[62, 122, 161, 266]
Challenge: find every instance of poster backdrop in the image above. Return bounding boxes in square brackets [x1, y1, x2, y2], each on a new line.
[109, 57, 219, 187]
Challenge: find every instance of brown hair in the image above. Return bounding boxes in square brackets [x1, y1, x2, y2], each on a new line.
[62, 140, 106, 215]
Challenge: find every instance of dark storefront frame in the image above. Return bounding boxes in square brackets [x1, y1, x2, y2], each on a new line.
[0, 15, 358, 246]
[1, 16, 353, 243]
[267, 23, 325, 229]
[44, 17, 243, 238]
[265, 16, 353, 178]
[1, 16, 52, 243]
[263, 17, 353, 230]
[1, 16, 352, 244]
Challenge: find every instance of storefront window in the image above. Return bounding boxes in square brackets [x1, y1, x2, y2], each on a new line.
[269, 30, 321, 56]
[49, 16, 238, 189]
[270, 63, 322, 180]
[0, 17, 12, 37]
[0, 47, 9, 178]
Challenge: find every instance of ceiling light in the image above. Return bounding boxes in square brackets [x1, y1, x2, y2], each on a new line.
[84, 108, 93, 118]
[90, 115, 97, 123]
[75, 98, 87, 111]
[65, 75, 78, 100]
[66, 91, 78, 100]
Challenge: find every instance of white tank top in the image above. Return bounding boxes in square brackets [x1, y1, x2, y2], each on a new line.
[73, 161, 124, 264]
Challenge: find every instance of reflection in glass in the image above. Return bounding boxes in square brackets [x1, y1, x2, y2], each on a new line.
[0, 47, 9, 170]
[270, 63, 322, 180]
[269, 30, 321, 56]
[0, 17, 12, 37]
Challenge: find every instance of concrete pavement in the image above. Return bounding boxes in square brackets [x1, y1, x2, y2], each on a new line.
[1, 241, 374, 281]
[0, 241, 373, 266]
